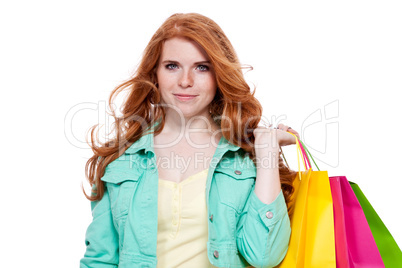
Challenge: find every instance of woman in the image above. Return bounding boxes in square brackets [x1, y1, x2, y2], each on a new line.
[80, 13, 300, 268]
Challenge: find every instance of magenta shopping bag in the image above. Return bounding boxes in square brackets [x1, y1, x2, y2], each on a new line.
[329, 176, 349, 268]
[329, 176, 385, 268]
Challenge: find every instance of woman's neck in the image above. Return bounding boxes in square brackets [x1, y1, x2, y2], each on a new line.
[155, 110, 221, 146]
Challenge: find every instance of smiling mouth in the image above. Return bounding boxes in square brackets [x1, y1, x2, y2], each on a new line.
[174, 94, 198, 97]
[173, 94, 198, 101]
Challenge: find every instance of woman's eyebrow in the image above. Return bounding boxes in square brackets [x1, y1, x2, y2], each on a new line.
[161, 60, 179, 64]
[160, 60, 211, 65]
[194, 61, 211, 65]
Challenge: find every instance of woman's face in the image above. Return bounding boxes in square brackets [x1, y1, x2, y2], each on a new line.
[156, 36, 217, 119]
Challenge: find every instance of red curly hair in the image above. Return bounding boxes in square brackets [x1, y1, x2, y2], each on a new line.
[84, 13, 297, 214]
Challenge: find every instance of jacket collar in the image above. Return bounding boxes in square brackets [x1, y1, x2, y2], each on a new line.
[124, 120, 241, 156]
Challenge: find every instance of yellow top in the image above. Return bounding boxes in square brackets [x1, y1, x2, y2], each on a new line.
[156, 168, 218, 267]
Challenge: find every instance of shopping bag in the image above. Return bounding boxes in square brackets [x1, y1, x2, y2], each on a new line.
[277, 133, 336, 268]
[350, 182, 402, 267]
[329, 176, 349, 268]
[329, 176, 385, 268]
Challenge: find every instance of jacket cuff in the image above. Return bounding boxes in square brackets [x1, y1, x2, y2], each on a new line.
[249, 189, 288, 228]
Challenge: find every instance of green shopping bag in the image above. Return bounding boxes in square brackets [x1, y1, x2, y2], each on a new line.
[349, 182, 402, 267]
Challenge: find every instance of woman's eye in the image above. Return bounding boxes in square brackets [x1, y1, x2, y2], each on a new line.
[166, 63, 178, 70]
[197, 65, 209, 71]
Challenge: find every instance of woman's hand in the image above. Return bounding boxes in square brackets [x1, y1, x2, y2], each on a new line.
[252, 123, 299, 203]
[253, 123, 300, 154]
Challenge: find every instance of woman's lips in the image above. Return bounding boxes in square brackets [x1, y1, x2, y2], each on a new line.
[174, 94, 198, 101]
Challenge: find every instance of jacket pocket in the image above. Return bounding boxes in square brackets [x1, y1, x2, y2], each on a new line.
[101, 163, 143, 220]
[214, 165, 256, 213]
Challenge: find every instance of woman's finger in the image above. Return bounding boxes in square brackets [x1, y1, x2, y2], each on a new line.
[287, 128, 300, 139]
[280, 131, 298, 146]
[276, 123, 286, 130]
[277, 123, 300, 139]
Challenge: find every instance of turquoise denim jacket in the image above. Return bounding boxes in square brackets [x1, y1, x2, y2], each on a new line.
[80, 126, 291, 268]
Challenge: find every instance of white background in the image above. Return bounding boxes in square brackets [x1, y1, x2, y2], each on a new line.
[1, 1, 401, 267]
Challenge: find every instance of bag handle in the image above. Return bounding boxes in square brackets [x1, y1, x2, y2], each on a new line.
[286, 132, 321, 180]
[299, 140, 311, 169]
[299, 139, 320, 171]
[286, 132, 306, 180]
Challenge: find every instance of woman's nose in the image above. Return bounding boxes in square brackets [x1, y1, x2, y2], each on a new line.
[179, 70, 193, 88]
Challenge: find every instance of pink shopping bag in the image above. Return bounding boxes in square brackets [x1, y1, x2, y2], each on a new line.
[329, 176, 385, 268]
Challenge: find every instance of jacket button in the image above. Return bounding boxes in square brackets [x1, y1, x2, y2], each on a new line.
[266, 211, 274, 219]
[209, 214, 213, 222]
[234, 170, 242, 175]
[213, 250, 219, 259]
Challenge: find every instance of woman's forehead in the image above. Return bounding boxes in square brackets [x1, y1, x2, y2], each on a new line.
[160, 36, 210, 62]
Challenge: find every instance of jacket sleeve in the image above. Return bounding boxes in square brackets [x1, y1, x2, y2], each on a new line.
[236, 187, 291, 268]
[80, 184, 119, 268]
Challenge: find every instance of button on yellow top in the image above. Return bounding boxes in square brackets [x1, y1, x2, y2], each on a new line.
[157, 168, 218, 267]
